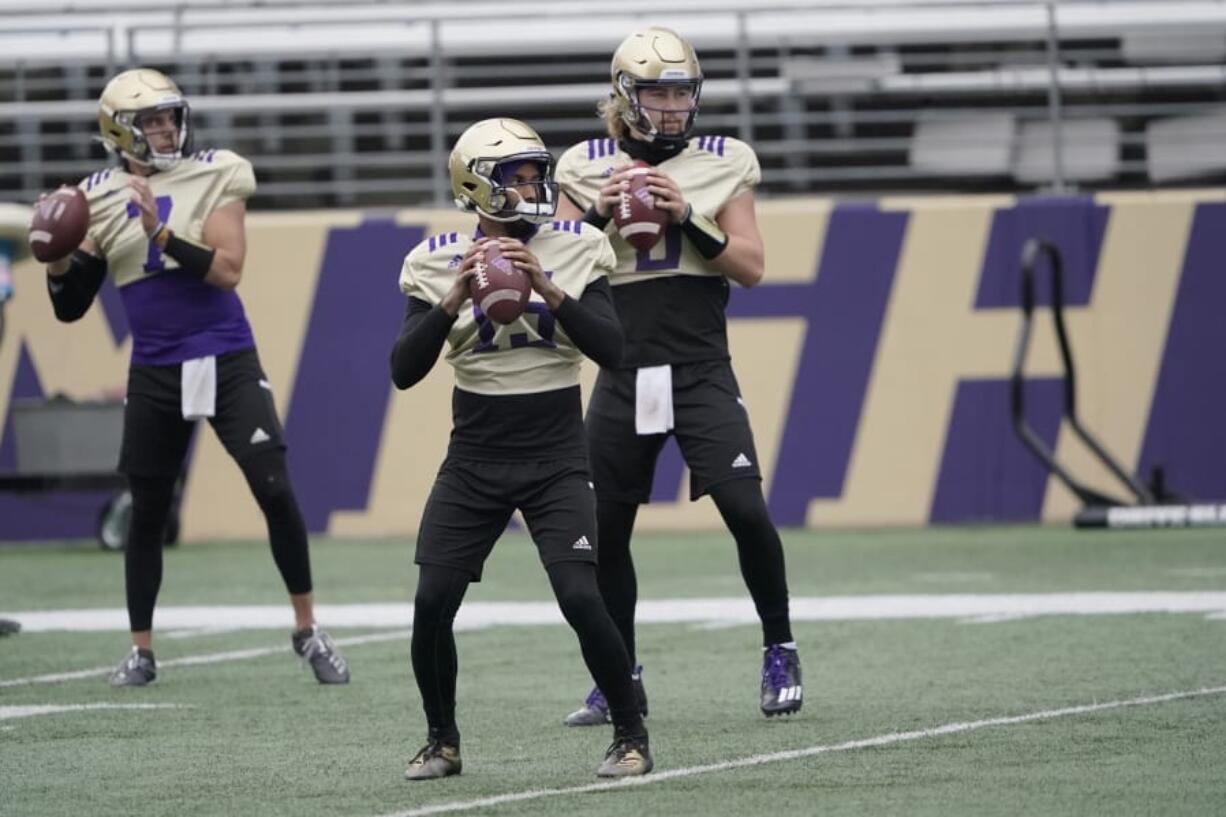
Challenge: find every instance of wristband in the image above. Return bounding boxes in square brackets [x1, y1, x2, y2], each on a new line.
[162, 231, 216, 279]
[679, 204, 729, 260]
[581, 205, 611, 230]
[681, 203, 725, 257]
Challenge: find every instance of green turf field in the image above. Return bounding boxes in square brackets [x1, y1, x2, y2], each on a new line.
[1, 526, 1224, 817]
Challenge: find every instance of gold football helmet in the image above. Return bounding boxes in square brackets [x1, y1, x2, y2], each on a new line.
[448, 118, 558, 224]
[97, 68, 192, 170]
[610, 27, 703, 142]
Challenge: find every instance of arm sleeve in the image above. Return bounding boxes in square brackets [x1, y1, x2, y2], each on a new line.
[389, 296, 456, 389]
[47, 250, 107, 323]
[554, 277, 623, 370]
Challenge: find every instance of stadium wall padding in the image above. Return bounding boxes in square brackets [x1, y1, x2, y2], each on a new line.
[2, 190, 1224, 541]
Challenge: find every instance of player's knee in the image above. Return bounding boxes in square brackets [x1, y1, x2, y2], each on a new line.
[412, 588, 448, 626]
[127, 474, 177, 550]
[553, 580, 605, 625]
[241, 450, 295, 510]
[711, 479, 772, 531]
[413, 566, 467, 627]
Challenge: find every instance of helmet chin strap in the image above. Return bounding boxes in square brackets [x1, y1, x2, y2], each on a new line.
[504, 219, 538, 241]
[121, 150, 180, 173]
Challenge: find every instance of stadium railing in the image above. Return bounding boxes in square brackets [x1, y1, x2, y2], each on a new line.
[1, 0, 1224, 207]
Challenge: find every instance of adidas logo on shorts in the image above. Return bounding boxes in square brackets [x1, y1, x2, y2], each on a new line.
[250, 427, 271, 444]
[572, 536, 592, 551]
[732, 453, 753, 469]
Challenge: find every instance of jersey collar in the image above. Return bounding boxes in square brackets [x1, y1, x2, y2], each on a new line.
[618, 135, 688, 166]
[472, 222, 541, 243]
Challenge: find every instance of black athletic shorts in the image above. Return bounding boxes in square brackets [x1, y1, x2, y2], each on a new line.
[118, 348, 286, 477]
[586, 358, 763, 503]
[415, 456, 597, 581]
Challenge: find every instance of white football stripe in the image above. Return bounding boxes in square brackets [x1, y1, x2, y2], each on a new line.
[374, 685, 1226, 817]
[0, 703, 182, 722]
[6, 593, 1226, 635]
[619, 223, 663, 237]
[0, 629, 409, 688]
[28, 230, 52, 244]
[478, 290, 523, 314]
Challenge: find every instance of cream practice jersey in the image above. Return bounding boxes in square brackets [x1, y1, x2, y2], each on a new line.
[398, 220, 615, 396]
[555, 135, 760, 369]
[78, 149, 257, 365]
[555, 135, 759, 286]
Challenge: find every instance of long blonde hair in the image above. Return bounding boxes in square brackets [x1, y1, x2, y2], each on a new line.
[598, 95, 628, 140]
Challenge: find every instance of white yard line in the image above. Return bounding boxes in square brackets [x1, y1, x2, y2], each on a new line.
[3, 593, 1224, 688]
[4, 592, 1226, 634]
[0, 630, 409, 688]
[375, 685, 1226, 817]
[0, 703, 184, 722]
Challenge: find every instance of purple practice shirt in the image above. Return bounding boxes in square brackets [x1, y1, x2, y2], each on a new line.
[120, 271, 255, 365]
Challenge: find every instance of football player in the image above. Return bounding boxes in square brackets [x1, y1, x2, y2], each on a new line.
[391, 118, 651, 780]
[554, 27, 803, 722]
[40, 68, 349, 687]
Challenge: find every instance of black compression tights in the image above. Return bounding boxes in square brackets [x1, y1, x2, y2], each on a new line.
[238, 448, 313, 596]
[596, 478, 793, 663]
[411, 561, 644, 743]
[123, 449, 312, 633]
[410, 565, 468, 744]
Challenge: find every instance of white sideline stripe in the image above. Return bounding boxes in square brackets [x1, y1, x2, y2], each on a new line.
[0, 703, 183, 722]
[6, 592, 1226, 634]
[0, 629, 409, 689]
[164, 627, 243, 640]
[375, 685, 1226, 817]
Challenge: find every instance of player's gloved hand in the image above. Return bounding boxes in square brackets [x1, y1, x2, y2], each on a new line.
[497, 237, 565, 311]
[441, 239, 485, 316]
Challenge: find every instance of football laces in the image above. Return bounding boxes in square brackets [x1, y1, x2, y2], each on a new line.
[472, 261, 489, 290]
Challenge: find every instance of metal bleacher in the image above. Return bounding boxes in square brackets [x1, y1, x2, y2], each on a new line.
[1, 0, 1225, 209]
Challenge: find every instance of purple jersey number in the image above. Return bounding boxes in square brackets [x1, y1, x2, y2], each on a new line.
[126, 196, 173, 272]
[471, 268, 559, 353]
[633, 224, 682, 272]
[471, 303, 558, 353]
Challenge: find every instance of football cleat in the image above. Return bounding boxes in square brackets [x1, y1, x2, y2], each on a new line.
[564, 666, 648, 727]
[596, 732, 653, 778]
[109, 646, 157, 687]
[292, 624, 350, 684]
[760, 644, 803, 717]
[404, 740, 462, 781]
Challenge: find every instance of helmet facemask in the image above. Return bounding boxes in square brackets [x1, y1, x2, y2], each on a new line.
[616, 75, 702, 144]
[459, 152, 559, 225]
[106, 100, 192, 171]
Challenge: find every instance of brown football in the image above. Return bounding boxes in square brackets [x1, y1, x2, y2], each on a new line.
[468, 242, 531, 325]
[29, 186, 89, 263]
[612, 160, 669, 252]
